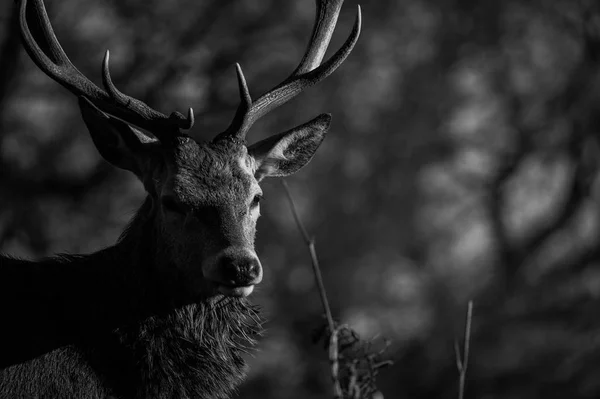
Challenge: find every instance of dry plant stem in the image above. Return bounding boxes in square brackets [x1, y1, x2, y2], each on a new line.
[281, 179, 341, 398]
[281, 180, 336, 330]
[329, 327, 344, 399]
[454, 301, 473, 399]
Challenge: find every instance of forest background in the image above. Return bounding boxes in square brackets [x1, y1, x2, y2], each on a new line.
[1, 0, 599, 398]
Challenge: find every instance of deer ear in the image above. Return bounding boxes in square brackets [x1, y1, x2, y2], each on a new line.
[248, 114, 330, 181]
[78, 97, 155, 176]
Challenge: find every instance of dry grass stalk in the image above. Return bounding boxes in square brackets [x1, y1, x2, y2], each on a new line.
[454, 300, 473, 399]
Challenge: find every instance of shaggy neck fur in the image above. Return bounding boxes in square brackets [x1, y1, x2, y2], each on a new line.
[0, 196, 261, 399]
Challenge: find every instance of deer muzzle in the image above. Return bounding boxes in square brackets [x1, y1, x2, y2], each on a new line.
[203, 247, 262, 297]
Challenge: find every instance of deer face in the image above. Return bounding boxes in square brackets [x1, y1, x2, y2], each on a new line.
[156, 139, 263, 298]
[79, 98, 330, 299]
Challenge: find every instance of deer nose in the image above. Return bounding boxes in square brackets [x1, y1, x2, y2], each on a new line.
[218, 250, 263, 287]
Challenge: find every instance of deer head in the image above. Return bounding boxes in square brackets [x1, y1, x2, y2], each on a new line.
[17, 0, 361, 300]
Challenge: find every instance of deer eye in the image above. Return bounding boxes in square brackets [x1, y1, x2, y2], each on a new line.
[251, 194, 263, 207]
[161, 196, 186, 215]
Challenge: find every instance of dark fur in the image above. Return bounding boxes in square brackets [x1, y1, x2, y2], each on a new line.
[0, 197, 262, 399]
[0, 300, 260, 399]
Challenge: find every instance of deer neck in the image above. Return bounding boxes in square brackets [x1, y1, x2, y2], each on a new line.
[113, 195, 196, 313]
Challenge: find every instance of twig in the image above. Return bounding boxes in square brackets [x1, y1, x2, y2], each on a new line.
[329, 325, 344, 399]
[281, 180, 336, 331]
[282, 180, 392, 399]
[281, 179, 340, 396]
[454, 300, 473, 399]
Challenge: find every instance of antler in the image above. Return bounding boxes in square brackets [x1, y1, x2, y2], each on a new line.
[17, 0, 194, 139]
[217, 0, 362, 142]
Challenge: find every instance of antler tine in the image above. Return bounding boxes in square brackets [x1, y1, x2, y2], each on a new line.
[18, 0, 194, 137]
[294, 0, 345, 75]
[223, 63, 252, 137]
[101, 50, 195, 132]
[219, 0, 361, 142]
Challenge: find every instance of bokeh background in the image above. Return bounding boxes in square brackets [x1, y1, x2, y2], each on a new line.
[1, 0, 600, 398]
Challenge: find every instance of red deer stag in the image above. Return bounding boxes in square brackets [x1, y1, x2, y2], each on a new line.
[0, 0, 360, 397]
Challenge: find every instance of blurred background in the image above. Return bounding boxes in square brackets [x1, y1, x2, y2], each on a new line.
[1, 0, 600, 398]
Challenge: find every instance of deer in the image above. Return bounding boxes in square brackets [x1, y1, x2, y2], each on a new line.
[0, 0, 360, 397]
